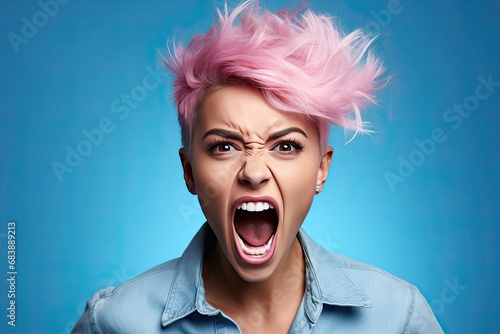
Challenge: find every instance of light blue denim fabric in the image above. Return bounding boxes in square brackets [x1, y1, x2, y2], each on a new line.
[72, 224, 443, 333]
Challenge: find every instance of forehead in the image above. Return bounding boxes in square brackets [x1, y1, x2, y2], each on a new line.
[195, 85, 318, 141]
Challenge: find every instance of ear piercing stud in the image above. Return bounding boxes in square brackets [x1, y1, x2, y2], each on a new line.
[315, 185, 321, 193]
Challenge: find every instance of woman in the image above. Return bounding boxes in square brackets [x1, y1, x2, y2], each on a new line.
[73, 1, 443, 333]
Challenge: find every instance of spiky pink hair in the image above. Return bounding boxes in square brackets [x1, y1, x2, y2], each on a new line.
[164, 0, 386, 152]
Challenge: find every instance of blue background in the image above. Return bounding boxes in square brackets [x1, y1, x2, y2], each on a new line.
[1, 0, 499, 333]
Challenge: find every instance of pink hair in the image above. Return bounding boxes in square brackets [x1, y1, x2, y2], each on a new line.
[164, 0, 386, 152]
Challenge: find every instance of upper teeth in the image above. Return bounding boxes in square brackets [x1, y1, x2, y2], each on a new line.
[237, 201, 274, 212]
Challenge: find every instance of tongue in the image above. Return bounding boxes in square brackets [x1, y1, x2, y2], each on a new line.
[234, 210, 275, 247]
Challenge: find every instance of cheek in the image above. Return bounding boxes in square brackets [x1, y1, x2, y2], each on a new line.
[274, 157, 318, 190]
[191, 159, 239, 225]
[194, 156, 241, 194]
[272, 158, 318, 223]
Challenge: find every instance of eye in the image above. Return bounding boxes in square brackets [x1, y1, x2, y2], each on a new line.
[216, 143, 234, 152]
[274, 142, 295, 152]
[272, 140, 303, 153]
[209, 142, 236, 153]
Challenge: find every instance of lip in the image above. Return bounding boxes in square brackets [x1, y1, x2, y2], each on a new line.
[232, 195, 280, 265]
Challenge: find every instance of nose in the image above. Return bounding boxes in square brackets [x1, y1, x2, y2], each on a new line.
[238, 156, 271, 189]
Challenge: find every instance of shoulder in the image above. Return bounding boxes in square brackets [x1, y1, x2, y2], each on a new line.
[302, 229, 423, 312]
[324, 253, 443, 333]
[97, 258, 180, 311]
[300, 230, 442, 332]
[332, 252, 416, 298]
[301, 230, 417, 307]
[72, 258, 181, 333]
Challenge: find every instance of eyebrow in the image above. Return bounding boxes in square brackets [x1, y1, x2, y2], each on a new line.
[268, 127, 308, 141]
[202, 127, 308, 142]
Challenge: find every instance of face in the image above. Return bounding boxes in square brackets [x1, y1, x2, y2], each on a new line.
[180, 85, 332, 282]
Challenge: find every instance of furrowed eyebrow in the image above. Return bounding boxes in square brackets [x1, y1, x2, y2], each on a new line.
[203, 129, 244, 141]
[202, 127, 308, 142]
[267, 127, 308, 141]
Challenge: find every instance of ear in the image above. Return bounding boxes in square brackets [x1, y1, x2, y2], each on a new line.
[179, 148, 197, 195]
[316, 146, 333, 189]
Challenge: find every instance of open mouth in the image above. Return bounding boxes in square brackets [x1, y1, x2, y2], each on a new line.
[233, 198, 278, 265]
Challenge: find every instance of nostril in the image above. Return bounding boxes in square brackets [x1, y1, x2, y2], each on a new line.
[238, 160, 271, 188]
[238, 174, 270, 188]
[239, 177, 269, 188]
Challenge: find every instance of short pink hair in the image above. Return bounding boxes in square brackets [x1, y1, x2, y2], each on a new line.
[164, 0, 386, 152]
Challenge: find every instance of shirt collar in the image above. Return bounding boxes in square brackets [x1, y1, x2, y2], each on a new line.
[161, 224, 212, 327]
[161, 224, 371, 327]
[297, 229, 372, 324]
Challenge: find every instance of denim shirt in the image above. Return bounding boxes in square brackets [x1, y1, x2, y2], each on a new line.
[72, 224, 443, 333]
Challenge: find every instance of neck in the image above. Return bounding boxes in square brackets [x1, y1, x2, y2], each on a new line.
[202, 233, 305, 317]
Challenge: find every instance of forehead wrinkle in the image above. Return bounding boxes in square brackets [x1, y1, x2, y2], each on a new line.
[248, 113, 290, 141]
[217, 115, 285, 145]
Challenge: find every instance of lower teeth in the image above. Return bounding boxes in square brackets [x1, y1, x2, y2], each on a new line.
[238, 234, 274, 256]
